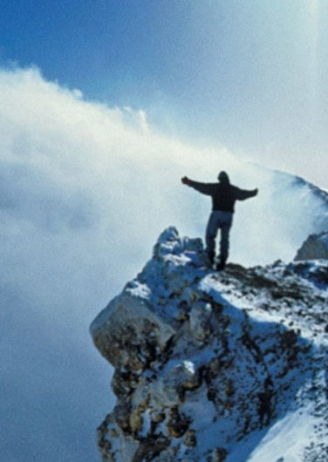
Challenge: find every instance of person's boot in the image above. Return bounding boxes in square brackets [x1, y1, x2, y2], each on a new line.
[207, 251, 215, 267]
[216, 257, 226, 271]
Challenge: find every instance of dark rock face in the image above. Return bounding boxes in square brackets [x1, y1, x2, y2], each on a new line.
[90, 227, 328, 462]
[294, 232, 328, 261]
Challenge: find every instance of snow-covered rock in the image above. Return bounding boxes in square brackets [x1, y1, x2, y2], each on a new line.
[295, 232, 328, 261]
[90, 227, 328, 462]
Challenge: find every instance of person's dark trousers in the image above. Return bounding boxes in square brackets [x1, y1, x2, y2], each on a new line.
[205, 211, 233, 267]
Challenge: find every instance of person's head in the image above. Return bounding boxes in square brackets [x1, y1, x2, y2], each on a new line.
[218, 171, 230, 184]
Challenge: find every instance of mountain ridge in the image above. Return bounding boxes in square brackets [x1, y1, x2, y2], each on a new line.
[90, 227, 327, 462]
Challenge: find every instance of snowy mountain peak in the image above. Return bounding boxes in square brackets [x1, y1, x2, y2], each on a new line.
[90, 227, 327, 462]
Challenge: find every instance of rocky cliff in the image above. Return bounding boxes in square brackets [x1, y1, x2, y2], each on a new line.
[90, 227, 327, 462]
[295, 232, 328, 261]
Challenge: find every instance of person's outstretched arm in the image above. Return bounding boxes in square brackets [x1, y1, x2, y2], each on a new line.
[181, 176, 216, 195]
[234, 186, 258, 201]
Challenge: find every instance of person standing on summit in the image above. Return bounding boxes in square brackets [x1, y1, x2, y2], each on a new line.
[181, 171, 258, 270]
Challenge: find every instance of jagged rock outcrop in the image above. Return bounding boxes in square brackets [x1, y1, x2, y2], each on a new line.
[90, 227, 328, 462]
[295, 232, 328, 261]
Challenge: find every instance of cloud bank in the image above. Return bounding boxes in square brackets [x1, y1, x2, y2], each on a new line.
[0, 67, 326, 461]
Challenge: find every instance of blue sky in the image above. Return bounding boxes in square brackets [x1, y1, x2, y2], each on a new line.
[1, 0, 327, 186]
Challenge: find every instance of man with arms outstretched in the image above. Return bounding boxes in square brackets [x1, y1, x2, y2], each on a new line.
[181, 171, 258, 270]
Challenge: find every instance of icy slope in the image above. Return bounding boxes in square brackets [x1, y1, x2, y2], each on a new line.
[90, 228, 327, 462]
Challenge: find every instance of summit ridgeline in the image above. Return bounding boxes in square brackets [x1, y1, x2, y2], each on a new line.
[90, 227, 328, 462]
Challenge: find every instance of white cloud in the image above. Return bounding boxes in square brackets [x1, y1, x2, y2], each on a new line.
[1, 64, 326, 321]
[0, 66, 327, 461]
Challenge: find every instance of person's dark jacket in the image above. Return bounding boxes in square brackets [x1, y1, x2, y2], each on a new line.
[188, 180, 257, 213]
